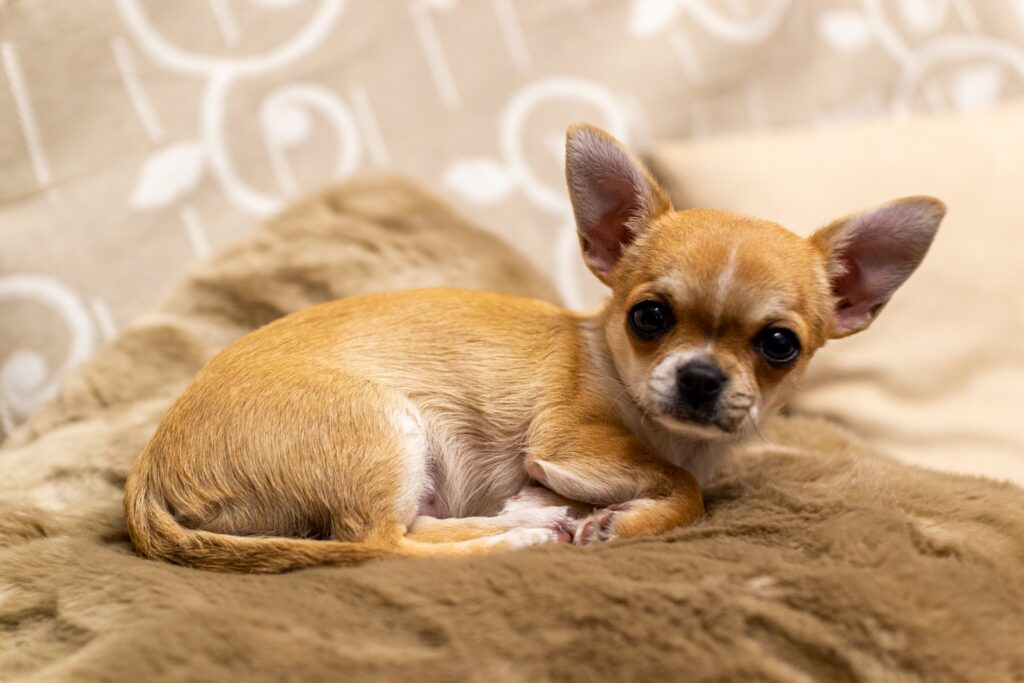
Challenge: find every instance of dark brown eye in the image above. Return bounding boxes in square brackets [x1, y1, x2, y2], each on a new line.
[755, 327, 801, 365]
[628, 301, 674, 340]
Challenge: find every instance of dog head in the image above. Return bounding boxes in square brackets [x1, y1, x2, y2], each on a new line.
[565, 123, 944, 439]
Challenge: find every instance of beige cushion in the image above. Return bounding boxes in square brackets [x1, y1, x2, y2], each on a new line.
[648, 101, 1024, 483]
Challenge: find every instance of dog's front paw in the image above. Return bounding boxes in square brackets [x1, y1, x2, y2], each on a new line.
[572, 503, 630, 545]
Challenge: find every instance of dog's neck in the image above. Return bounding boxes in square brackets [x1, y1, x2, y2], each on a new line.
[577, 305, 734, 486]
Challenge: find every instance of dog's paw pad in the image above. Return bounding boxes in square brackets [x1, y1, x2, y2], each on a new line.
[572, 509, 619, 546]
[548, 519, 575, 544]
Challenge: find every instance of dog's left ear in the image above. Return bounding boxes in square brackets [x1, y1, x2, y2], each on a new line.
[565, 124, 672, 284]
[811, 196, 945, 338]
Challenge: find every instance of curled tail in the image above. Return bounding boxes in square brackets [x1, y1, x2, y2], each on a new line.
[123, 475, 395, 573]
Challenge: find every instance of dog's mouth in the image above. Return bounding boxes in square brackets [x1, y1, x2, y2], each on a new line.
[633, 379, 755, 439]
[653, 404, 755, 439]
[655, 413, 733, 438]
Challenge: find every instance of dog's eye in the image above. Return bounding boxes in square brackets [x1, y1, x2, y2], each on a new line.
[628, 301, 674, 340]
[755, 327, 801, 365]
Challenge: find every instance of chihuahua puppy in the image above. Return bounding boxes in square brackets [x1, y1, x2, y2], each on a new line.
[125, 124, 944, 573]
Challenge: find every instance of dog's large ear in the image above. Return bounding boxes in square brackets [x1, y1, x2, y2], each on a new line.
[565, 124, 672, 284]
[811, 196, 945, 338]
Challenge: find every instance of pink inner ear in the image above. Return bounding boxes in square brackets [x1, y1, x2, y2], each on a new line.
[584, 206, 639, 274]
[825, 199, 942, 335]
[565, 126, 668, 277]
[831, 262, 880, 333]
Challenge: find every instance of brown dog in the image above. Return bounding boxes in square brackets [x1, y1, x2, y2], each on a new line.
[125, 124, 944, 572]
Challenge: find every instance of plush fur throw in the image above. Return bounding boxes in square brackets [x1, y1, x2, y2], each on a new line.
[2, 176, 1021, 682]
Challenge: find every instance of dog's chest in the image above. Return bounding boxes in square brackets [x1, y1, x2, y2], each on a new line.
[656, 435, 728, 486]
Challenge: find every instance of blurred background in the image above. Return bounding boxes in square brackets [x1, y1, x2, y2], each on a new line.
[3, 1, 1023, 473]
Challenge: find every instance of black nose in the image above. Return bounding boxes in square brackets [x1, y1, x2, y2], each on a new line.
[677, 360, 727, 406]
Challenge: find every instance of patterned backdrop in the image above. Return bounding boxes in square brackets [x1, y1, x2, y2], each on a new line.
[3, 0, 1024, 438]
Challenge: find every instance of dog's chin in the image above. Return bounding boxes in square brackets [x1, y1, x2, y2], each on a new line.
[654, 414, 736, 440]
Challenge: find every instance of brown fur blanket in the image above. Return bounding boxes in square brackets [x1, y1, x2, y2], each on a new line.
[2, 176, 1022, 682]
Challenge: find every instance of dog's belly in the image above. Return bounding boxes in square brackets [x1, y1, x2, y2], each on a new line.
[415, 418, 530, 520]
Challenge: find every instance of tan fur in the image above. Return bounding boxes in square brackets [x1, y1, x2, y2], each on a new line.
[4, 170, 1019, 680]
[125, 127, 944, 573]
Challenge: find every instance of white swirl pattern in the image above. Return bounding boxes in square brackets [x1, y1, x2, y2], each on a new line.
[0, 276, 96, 433]
[2, 0, 1022, 438]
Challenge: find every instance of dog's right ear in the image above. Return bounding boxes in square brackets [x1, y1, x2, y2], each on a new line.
[565, 124, 672, 284]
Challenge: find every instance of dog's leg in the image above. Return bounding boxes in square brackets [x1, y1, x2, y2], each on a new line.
[406, 486, 577, 543]
[500, 484, 588, 514]
[526, 422, 703, 545]
[397, 524, 569, 557]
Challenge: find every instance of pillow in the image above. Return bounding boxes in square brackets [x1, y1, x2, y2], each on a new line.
[648, 101, 1024, 483]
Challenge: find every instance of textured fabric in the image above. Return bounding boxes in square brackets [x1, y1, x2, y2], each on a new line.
[648, 99, 1024, 484]
[4, 0, 1024, 437]
[2, 175, 1023, 682]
